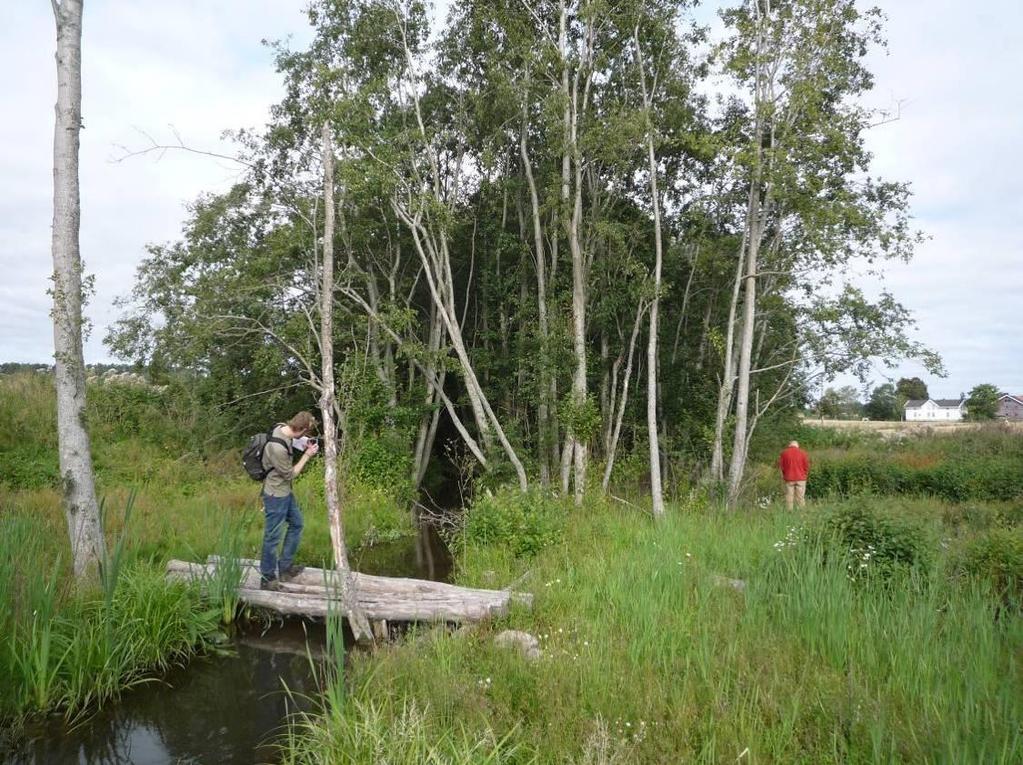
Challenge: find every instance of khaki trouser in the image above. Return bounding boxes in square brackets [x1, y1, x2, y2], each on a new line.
[784, 480, 807, 510]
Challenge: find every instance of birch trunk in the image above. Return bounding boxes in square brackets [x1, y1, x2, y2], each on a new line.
[635, 29, 665, 518]
[50, 0, 104, 580]
[726, 6, 771, 507]
[320, 125, 371, 643]
[709, 229, 748, 482]
[519, 99, 552, 486]
[562, 0, 589, 506]
[602, 300, 646, 492]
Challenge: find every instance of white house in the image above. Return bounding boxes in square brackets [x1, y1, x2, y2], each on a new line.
[904, 398, 966, 421]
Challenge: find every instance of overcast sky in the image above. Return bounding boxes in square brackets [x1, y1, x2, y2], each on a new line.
[2, 1, 1019, 399]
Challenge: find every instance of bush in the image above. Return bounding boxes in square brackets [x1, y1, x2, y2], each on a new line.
[956, 528, 1023, 606]
[816, 499, 932, 578]
[810, 456, 1023, 502]
[941, 502, 1023, 533]
[348, 434, 414, 505]
[461, 487, 566, 557]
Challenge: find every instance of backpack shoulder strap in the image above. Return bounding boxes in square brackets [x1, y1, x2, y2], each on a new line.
[262, 424, 293, 466]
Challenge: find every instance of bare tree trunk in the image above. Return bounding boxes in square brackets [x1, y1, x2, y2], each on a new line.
[602, 300, 646, 492]
[412, 302, 446, 487]
[726, 230, 759, 506]
[726, 6, 772, 507]
[320, 125, 371, 643]
[520, 98, 551, 486]
[709, 230, 748, 482]
[562, 2, 591, 506]
[635, 28, 665, 518]
[50, 0, 104, 580]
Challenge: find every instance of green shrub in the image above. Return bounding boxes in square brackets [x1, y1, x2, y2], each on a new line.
[817, 499, 932, 579]
[941, 502, 1023, 533]
[348, 434, 414, 504]
[810, 456, 1023, 502]
[461, 487, 566, 557]
[956, 528, 1023, 607]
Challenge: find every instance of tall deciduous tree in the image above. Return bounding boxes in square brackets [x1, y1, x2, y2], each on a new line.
[965, 383, 1000, 421]
[717, 0, 934, 505]
[50, 0, 105, 579]
[865, 383, 898, 421]
[896, 376, 929, 402]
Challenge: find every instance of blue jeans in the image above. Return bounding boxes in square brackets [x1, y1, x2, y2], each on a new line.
[261, 493, 303, 581]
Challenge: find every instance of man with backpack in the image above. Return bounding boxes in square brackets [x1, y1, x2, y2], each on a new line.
[256, 411, 319, 591]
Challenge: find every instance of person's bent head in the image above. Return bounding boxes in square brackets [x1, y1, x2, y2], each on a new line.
[288, 411, 318, 437]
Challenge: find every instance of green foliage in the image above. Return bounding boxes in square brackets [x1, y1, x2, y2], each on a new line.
[343, 483, 416, 551]
[864, 383, 899, 421]
[0, 372, 232, 491]
[810, 454, 1023, 502]
[956, 528, 1023, 607]
[347, 434, 414, 504]
[815, 499, 932, 577]
[896, 376, 929, 401]
[559, 394, 602, 442]
[966, 383, 1001, 421]
[815, 385, 863, 419]
[461, 488, 566, 557]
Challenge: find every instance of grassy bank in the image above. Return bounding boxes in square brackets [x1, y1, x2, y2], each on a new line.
[285, 494, 1023, 764]
[0, 372, 413, 735]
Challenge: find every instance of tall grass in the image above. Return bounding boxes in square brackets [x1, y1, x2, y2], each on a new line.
[283, 500, 1023, 764]
[0, 513, 220, 731]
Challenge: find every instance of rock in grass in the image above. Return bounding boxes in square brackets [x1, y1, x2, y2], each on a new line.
[710, 574, 747, 593]
[494, 629, 541, 660]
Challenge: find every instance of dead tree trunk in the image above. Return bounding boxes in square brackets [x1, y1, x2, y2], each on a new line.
[320, 125, 371, 643]
[50, 0, 104, 580]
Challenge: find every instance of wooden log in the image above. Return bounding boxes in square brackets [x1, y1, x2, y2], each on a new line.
[206, 556, 533, 607]
[167, 559, 530, 623]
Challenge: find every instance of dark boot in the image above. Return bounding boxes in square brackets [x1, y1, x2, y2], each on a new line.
[279, 565, 306, 583]
[260, 577, 282, 592]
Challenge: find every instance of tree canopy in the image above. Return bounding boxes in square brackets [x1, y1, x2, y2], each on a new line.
[107, 0, 941, 500]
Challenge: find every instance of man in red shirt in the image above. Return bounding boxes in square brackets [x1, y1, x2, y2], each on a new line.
[778, 440, 810, 510]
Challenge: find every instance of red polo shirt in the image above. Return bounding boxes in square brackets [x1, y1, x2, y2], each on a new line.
[779, 446, 810, 482]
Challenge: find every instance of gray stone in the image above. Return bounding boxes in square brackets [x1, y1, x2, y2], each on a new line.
[494, 629, 541, 660]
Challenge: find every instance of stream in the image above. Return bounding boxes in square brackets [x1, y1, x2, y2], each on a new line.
[6, 523, 452, 765]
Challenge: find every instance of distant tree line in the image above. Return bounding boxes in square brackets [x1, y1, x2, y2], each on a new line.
[814, 377, 1008, 421]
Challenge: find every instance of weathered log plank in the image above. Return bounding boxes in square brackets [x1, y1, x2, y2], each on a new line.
[166, 559, 531, 623]
[206, 556, 533, 605]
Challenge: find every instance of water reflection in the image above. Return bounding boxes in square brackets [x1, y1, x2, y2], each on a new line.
[10, 620, 325, 765]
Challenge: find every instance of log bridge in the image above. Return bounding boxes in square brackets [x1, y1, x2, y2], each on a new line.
[166, 557, 532, 635]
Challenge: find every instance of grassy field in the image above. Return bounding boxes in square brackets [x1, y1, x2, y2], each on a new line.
[804, 418, 1023, 433]
[2, 372, 1022, 762]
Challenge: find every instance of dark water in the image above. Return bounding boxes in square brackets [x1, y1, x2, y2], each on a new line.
[5, 524, 452, 765]
[9, 620, 326, 765]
